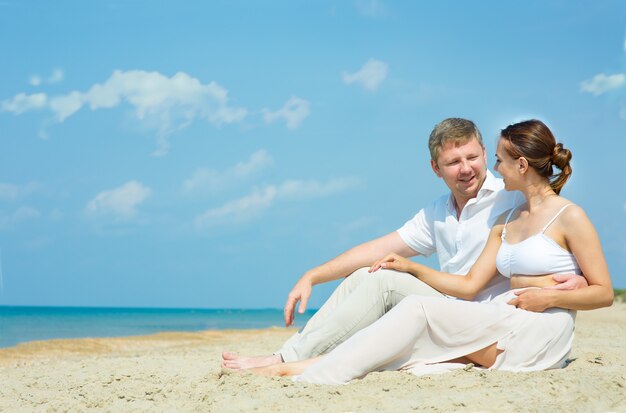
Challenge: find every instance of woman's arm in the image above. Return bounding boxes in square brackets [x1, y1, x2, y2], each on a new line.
[508, 205, 613, 311]
[370, 224, 504, 300]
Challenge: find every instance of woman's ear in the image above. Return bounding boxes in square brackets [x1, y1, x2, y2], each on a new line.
[518, 157, 529, 174]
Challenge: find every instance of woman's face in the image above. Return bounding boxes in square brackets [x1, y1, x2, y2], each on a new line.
[494, 138, 520, 191]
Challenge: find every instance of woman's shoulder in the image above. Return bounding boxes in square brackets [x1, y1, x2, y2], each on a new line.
[555, 198, 589, 227]
[495, 202, 528, 226]
[556, 197, 583, 214]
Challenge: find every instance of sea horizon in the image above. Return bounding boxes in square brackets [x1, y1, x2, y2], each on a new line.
[0, 305, 316, 349]
[0, 304, 307, 310]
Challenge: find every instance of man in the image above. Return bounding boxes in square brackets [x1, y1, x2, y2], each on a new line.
[223, 118, 584, 369]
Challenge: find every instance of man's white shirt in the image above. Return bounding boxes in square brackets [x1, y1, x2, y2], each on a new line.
[397, 170, 523, 301]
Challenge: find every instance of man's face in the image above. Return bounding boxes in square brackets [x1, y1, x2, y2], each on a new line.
[430, 137, 487, 204]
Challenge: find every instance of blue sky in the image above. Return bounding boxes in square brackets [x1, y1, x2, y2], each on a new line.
[1, 1, 625, 309]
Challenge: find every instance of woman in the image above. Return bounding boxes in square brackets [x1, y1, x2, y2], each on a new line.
[251, 119, 614, 384]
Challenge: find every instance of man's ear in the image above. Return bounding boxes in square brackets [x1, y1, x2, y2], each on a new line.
[431, 159, 441, 177]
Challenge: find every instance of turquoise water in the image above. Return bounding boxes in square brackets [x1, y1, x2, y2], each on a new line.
[0, 306, 315, 349]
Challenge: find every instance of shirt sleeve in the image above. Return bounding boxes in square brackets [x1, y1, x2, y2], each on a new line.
[396, 202, 437, 257]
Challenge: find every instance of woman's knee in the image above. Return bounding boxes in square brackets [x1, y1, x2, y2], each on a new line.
[397, 294, 424, 307]
[388, 295, 426, 324]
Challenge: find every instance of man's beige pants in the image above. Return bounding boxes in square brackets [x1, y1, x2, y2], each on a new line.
[277, 267, 445, 362]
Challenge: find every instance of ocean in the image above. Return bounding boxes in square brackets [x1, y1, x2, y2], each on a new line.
[0, 306, 316, 349]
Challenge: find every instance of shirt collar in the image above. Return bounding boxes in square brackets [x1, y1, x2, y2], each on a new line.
[446, 169, 498, 213]
[479, 169, 499, 195]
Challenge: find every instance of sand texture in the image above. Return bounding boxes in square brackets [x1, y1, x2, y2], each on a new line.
[1, 304, 625, 412]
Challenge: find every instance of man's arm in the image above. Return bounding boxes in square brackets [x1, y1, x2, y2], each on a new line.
[544, 273, 589, 290]
[283, 231, 417, 326]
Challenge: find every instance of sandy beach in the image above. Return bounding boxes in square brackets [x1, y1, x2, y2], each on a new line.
[1, 304, 625, 412]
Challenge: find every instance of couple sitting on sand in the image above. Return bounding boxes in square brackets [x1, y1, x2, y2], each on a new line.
[223, 118, 614, 384]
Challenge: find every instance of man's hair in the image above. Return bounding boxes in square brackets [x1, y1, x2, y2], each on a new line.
[428, 118, 484, 162]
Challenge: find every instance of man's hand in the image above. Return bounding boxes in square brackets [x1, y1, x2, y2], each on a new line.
[284, 276, 313, 327]
[369, 253, 413, 274]
[543, 273, 588, 290]
[507, 288, 556, 312]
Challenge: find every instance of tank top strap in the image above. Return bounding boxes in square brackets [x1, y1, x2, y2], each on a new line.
[541, 204, 574, 233]
[501, 207, 518, 240]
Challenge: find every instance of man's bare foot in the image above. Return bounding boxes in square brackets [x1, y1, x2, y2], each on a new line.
[248, 363, 292, 377]
[247, 356, 321, 377]
[221, 351, 283, 369]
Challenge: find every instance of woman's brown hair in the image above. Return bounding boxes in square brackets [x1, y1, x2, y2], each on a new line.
[500, 120, 572, 194]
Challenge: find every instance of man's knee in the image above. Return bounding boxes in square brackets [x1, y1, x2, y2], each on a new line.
[347, 267, 371, 279]
[340, 267, 422, 297]
[340, 267, 371, 287]
[365, 268, 412, 287]
[365, 269, 441, 298]
[330, 267, 373, 297]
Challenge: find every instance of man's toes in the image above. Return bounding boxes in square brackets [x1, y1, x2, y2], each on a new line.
[222, 351, 238, 360]
[223, 361, 242, 369]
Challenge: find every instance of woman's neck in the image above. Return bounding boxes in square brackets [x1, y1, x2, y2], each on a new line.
[520, 181, 558, 211]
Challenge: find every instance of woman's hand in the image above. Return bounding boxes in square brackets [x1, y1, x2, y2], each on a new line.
[507, 288, 557, 312]
[369, 253, 415, 274]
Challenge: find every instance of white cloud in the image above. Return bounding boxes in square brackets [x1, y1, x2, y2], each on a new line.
[0, 183, 22, 200]
[1, 93, 47, 114]
[48, 68, 64, 84]
[87, 70, 248, 155]
[86, 180, 151, 219]
[619, 107, 626, 121]
[49, 91, 84, 122]
[12, 206, 41, 221]
[355, 0, 389, 17]
[29, 76, 42, 86]
[194, 186, 277, 229]
[2, 70, 248, 155]
[0, 206, 41, 229]
[277, 177, 361, 200]
[342, 59, 389, 91]
[232, 150, 274, 177]
[84, 70, 246, 124]
[263, 96, 310, 130]
[183, 150, 273, 193]
[28, 69, 64, 87]
[580, 73, 625, 96]
[0, 182, 39, 201]
[194, 177, 360, 229]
